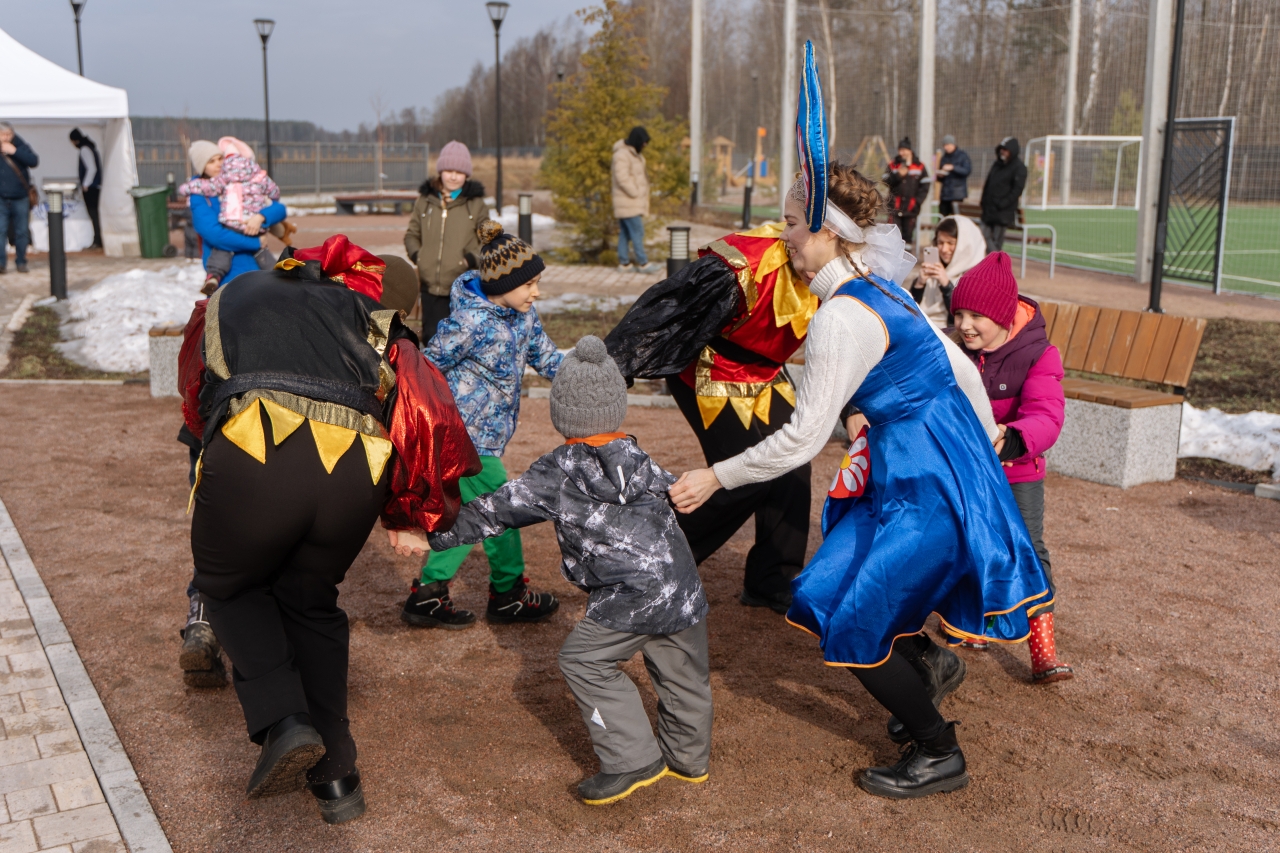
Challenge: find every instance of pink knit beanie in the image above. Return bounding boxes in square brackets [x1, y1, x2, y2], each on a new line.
[436, 141, 473, 177]
[950, 251, 1019, 328]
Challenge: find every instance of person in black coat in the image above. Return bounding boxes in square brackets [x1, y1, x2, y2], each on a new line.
[0, 122, 38, 274]
[70, 129, 103, 249]
[884, 137, 931, 243]
[937, 135, 971, 217]
[979, 137, 1027, 253]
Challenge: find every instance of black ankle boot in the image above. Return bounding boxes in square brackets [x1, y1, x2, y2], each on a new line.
[179, 594, 226, 688]
[859, 721, 969, 799]
[401, 579, 476, 629]
[487, 576, 558, 624]
[245, 713, 326, 798]
[310, 770, 366, 824]
[887, 636, 966, 744]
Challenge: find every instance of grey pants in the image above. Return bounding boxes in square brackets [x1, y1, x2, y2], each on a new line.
[558, 617, 712, 776]
[981, 222, 1008, 253]
[1010, 478, 1055, 613]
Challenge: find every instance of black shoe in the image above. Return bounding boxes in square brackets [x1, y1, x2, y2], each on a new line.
[245, 714, 326, 799]
[578, 758, 667, 805]
[858, 722, 969, 799]
[310, 770, 366, 824]
[739, 587, 791, 615]
[887, 637, 967, 744]
[401, 579, 476, 629]
[182, 654, 228, 688]
[179, 596, 227, 688]
[15, 263, 28, 273]
[662, 761, 709, 784]
[487, 576, 558, 624]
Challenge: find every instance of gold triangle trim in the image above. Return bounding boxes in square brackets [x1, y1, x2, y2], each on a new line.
[728, 396, 756, 430]
[775, 381, 796, 407]
[696, 394, 728, 430]
[752, 386, 773, 424]
[221, 402, 266, 464]
[309, 420, 358, 474]
[360, 433, 394, 485]
[260, 398, 306, 445]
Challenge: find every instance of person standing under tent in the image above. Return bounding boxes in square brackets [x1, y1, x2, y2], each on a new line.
[936, 135, 971, 217]
[0, 122, 37, 274]
[670, 43, 1052, 800]
[70, 128, 102, 248]
[980, 137, 1027, 253]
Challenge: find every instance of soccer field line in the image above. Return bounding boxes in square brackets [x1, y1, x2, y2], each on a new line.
[1018, 248, 1280, 288]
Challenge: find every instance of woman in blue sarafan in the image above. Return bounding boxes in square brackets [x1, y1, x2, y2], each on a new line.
[670, 42, 1052, 801]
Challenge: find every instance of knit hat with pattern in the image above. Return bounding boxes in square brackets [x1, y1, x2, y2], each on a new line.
[436, 140, 473, 176]
[950, 250, 1019, 328]
[476, 219, 545, 296]
[551, 336, 628, 439]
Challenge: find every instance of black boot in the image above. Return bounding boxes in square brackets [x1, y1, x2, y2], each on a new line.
[886, 635, 966, 744]
[739, 587, 792, 615]
[401, 579, 476, 629]
[858, 721, 969, 799]
[486, 576, 559, 624]
[179, 594, 227, 688]
[310, 770, 366, 824]
[578, 757, 667, 805]
[245, 713, 326, 798]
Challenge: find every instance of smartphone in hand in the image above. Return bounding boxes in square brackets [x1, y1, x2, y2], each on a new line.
[922, 246, 940, 267]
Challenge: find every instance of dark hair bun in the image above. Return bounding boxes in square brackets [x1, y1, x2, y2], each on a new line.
[476, 219, 505, 246]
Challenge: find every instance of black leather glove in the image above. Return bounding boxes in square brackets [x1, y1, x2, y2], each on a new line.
[998, 425, 1026, 462]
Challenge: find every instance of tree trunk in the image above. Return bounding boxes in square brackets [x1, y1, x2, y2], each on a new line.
[1217, 0, 1238, 117]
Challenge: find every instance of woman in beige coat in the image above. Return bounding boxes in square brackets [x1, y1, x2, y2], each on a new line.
[611, 127, 656, 273]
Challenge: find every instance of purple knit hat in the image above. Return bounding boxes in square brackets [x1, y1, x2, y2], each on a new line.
[950, 251, 1019, 328]
[436, 140, 473, 177]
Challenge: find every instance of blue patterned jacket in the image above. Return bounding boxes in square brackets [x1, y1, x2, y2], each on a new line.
[424, 272, 562, 457]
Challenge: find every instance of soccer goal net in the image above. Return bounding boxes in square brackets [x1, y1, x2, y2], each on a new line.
[1023, 136, 1143, 209]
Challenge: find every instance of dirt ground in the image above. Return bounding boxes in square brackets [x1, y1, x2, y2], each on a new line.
[0, 386, 1277, 852]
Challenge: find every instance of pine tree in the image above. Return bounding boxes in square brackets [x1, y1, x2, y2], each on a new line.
[540, 0, 688, 263]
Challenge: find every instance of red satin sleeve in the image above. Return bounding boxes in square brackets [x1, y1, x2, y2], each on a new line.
[382, 337, 483, 532]
[179, 299, 209, 441]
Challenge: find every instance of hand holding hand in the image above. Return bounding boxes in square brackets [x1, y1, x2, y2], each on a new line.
[993, 424, 1007, 457]
[388, 529, 430, 557]
[845, 412, 869, 437]
[669, 468, 722, 514]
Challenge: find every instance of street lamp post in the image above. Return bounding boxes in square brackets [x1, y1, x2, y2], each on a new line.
[486, 2, 509, 211]
[254, 19, 275, 177]
[70, 0, 87, 76]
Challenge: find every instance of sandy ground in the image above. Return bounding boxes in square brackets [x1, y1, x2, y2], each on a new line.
[0, 385, 1276, 851]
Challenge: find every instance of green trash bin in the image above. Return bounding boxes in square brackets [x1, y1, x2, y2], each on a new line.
[129, 186, 172, 258]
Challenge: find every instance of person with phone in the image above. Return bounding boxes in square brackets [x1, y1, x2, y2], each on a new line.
[0, 122, 38, 274]
[906, 214, 986, 327]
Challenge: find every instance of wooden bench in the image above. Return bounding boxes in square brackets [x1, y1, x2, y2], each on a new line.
[1039, 299, 1206, 488]
[334, 191, 419, 215]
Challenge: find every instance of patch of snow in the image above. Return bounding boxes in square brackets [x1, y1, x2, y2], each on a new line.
[490, 205, 556, 231]
[59, 262, 205, 373]
[537, 292, 637, 315]
[1178, 403, 1280, 481]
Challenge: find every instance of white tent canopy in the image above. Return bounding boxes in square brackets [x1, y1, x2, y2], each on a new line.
[0, 27, 139, 257]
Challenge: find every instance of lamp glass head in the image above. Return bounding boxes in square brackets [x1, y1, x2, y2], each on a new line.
[254, 18, 275, 41]
[70, 0, 87, 17]
[486, 2, 510, 26]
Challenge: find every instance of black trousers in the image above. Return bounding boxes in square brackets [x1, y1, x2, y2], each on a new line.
[1010, 479, 1055, 613]
[191, 421, 387, 782]
[420, 290, 452, 343]
[851, 635, 946, 743]
[83, 186, 102, 248]
[938, 199, 957, 217]
[667, 376, 811, 598]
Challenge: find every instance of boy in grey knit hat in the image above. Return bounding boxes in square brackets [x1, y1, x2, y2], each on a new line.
[428, 335, 712, 806]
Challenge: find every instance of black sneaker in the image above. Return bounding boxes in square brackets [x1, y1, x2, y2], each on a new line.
[662, 761, 709, 784]
[15, 263, 28, 273]
[887, 637, 967, 744]
[739, 587, 791, 615]
[487, 576, 559, 624]
[401, 579, 476, 629]
[578, 757, 667, 805]
[245, 714, 326, 798]
[310, 770, 366, 824]
[858, 722, 969, 799]
[179, 596, 227, 688]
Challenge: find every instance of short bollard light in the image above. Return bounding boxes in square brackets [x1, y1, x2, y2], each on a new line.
[518, 192, 533, 245]
[667, 225, 691, 277]
[42, 179, 79, 301]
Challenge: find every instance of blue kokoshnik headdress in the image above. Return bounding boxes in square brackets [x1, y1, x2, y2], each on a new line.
[793, 40, 917, 284]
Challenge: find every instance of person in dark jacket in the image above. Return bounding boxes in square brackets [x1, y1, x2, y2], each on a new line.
[429, 335, 713, 807]
[936, 135, 971, 217]
[69, 128, 103, 248]
[884, 136, 930, 242]
[0, 122, 38, 274]
[979, 137, 1027, 253]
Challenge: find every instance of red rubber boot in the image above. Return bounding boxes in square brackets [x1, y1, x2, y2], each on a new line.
[1028, 612, 1074, 683]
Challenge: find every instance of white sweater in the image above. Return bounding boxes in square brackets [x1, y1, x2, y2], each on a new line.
[712, 254, 998, 492]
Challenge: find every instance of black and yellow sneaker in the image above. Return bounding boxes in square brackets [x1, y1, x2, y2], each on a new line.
[663, 762, 709, 784]
[401, 579, 476, 629]
[578, 758, 668, 805]
[486, 576, 559, 624]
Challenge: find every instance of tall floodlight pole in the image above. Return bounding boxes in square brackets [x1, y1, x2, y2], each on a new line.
[1062, 0, 1082, 205]
[1147, 0, 1188, 313]
[689, 0, 704, 209]
[70, 0, 87, 75]
[917, 0, 936, 252]
[487, 2, 509, 209]
[254, 19, 275, 177]
[1134, 0, 1175, 287]
[779, 0, 798, 191]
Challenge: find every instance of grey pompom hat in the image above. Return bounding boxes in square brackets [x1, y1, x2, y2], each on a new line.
[550, 335, 628, 438]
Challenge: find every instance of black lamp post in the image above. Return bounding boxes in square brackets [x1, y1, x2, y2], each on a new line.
[70, 0, 86, 75]
[486, 2, 509, 210]
[254, 19, 275, 177]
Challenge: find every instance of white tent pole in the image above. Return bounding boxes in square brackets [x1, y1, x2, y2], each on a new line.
[690, 0, 704, 208]
[1135, 0, 1175, 284]
[779, 0, 798, 193]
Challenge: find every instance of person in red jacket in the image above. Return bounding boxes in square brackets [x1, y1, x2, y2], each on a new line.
[949, 252, 1073, 683]
[884, 137, 931, 243]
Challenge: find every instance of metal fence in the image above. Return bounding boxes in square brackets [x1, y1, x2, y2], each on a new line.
[134, 141, 432, 195]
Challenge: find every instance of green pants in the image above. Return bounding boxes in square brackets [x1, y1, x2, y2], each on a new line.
[421, 455, 525, 593]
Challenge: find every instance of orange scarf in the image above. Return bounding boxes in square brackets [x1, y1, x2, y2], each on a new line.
[565, 432, 628, 447]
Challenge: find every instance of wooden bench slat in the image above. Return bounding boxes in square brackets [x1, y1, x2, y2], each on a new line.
[1162, 316, 1206, 387]
[1041, 301, 1059, 340]
[1062, 305, 1101, 371]
[1120, 312, 1163, 378]
[1140, 314, 1186, 383]
[1048, 303, 1078, 352]
[1082, 308, 1121, 374]
[1061, 378, 1183, 409]
[1102, 311, 1141, 375]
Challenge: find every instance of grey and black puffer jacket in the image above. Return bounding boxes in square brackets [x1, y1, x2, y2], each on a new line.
[429, 437, 707, 636]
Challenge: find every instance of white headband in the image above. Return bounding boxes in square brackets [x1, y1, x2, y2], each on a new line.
[787, 174, 917, 284]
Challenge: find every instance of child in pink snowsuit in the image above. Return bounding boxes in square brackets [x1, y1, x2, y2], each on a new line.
[949, 251, 1073, 684]
[179, 137, 280, 232]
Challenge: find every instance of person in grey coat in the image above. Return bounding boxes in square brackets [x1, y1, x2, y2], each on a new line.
[428, 335, 712, 806]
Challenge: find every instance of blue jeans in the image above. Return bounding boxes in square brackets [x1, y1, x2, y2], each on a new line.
[0, 196, 31, 268]
[617, 216, 647, 266]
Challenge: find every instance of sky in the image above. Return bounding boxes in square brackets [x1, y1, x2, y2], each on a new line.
[4, 0, 586, 131]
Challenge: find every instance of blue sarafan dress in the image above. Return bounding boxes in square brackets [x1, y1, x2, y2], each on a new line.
[787, 274, 1053, 667]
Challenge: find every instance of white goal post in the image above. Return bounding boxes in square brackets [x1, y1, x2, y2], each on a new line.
[1023, 135, 1144, 210]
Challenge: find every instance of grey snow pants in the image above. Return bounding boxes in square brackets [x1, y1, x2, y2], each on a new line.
[558, 617, 713, 776]
[1010, 478, 1055, 613]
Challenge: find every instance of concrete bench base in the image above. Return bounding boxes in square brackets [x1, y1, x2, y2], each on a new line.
[1046, 397, 1181, 489]
[148, 333, 183, 398]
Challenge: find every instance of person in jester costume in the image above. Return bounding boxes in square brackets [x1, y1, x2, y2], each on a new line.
[605, 196, 820, 616]
[668, 43, 1053, 799]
